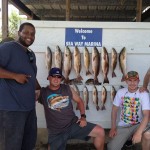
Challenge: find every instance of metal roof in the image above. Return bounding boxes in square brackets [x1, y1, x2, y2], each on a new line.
[8, 0, 150, 22]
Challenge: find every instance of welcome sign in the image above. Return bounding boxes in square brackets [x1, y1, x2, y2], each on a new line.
[65, 28, 103, 47]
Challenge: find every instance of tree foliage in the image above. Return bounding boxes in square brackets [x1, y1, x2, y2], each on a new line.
[8, 10, 21, 38]
[0, 9, 27, 42]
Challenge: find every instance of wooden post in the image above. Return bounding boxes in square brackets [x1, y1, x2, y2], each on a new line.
[136, 0, 142, 22]
[66, 0, 70, 21]
[2, 0, 8, 39]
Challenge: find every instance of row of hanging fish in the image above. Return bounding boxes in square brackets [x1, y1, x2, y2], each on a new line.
[45, 46, 127, 84]
[71, 84, 120, 111]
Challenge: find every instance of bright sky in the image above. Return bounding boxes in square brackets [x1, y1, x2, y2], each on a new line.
[8, 4, 27, 18]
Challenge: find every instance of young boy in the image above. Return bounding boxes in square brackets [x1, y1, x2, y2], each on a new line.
[107, 71, 150, 150]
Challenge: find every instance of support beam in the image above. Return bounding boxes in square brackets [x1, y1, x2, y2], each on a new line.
[2, 0, 8, 39]
[136, 0, 142, 22]
[66, 0, 70, 21]
[9, 0, 40, 20]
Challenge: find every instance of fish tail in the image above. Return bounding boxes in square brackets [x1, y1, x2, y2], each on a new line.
[94, 77, 101, 85]
[101, 105, 106, 110]
[86, 105, 89, 110]
[121, 75, 126, 82]
[64, 77, 70, 84]
[77, 75, 83, 81]
[96, 105, 100, 111]
[104, 76, 109, 84]
[86, 70, 91, 76]
[112, 71, 116, 78]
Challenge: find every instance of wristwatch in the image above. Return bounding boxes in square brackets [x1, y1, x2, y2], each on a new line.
[81, 114, 86, 118]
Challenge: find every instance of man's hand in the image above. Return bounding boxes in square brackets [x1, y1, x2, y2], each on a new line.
[139, 86, 149, 93]
[132, 131, 142, 144]
[14, 74, 31, 84]
[76, 117, 87, 127]
[109, 128, 117, 138]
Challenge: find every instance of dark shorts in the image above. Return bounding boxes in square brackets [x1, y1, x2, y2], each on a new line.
[48, 122, 96, 150]
[0, 109, 37, 150]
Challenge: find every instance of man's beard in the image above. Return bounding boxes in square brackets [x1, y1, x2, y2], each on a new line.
[18, 37, 33, 47]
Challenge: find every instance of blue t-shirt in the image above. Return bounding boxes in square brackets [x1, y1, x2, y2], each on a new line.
[0, 41, 37, 111]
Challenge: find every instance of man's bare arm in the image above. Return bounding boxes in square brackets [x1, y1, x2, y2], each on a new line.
[0, 67, 31, 84]
[140, 68, 150, 92]
[132, 110, 149, 144]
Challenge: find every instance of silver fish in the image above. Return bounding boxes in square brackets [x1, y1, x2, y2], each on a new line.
[83, 86, 89, 110]
[45, 46, 52, 71]
[92, 85, 99, 111]
[83, 47, 91, 76]
[119, 47, 126, 82]
[101, 47, 109, 84]
[111, 48, 117, 78]
[101, 86, 107, 110]
[74, 46, 83, 81]
[54, 45, 62, 69]
[111, 86, 117, 102]
[92, 47, 101, 85]
[63, 46, 72, 83]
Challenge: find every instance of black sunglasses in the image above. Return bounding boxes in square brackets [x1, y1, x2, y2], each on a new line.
[51, 75, 62, 79]
[26, 50, 34, 63]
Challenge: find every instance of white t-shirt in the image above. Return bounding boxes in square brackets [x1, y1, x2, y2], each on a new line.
[113, 88, 150, 127]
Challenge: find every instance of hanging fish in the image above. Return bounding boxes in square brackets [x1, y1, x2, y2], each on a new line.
[63, 46, 72, 83]
[101, 86, 107, 110]
[101, 47, 109, 84]
[83, 85, 89, 110]
[73, 46, 83, 81]
[92, 47, 101, 85]
[83, 47, 91, 76]
[92, 85, 99, 111]
[45, 46, 52, 71]
[111, 48, 117, 78]
[72, 83, 80, 96]
[111, 86, 117, 102]
[119, 47, 126, 82]
[54, 45, 62, 69]
[72, 83, 80, 110]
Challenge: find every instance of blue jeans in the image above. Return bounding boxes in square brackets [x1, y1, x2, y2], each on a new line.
[0, 109, 37, 150]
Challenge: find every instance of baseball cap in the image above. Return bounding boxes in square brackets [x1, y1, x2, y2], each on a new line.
[125, 71, 139, 80]
[48, 67, 62, 77]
